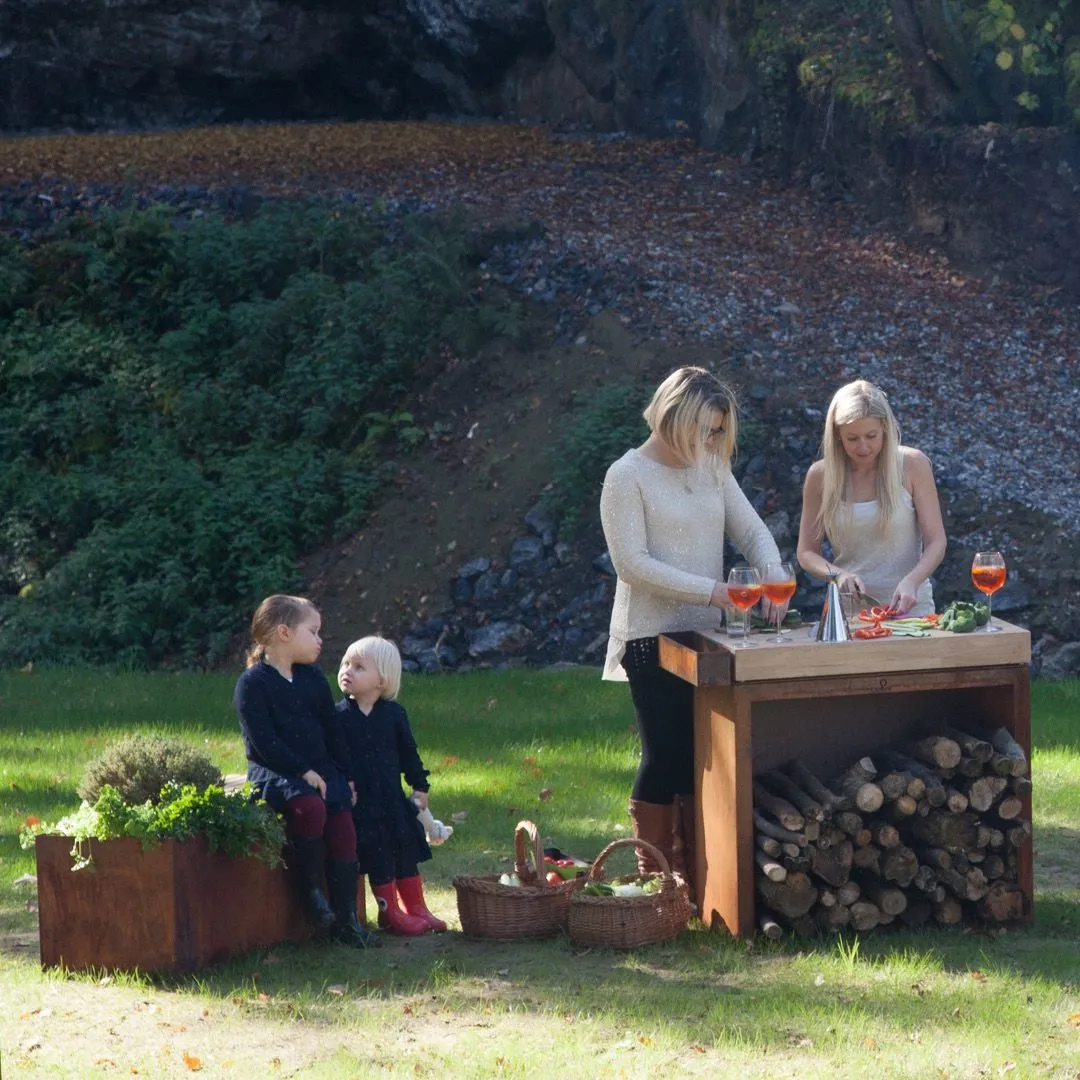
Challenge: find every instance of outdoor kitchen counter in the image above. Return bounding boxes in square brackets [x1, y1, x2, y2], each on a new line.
[659, 620, 1032, 937]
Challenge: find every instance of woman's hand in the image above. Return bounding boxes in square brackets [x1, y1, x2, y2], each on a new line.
[349, 780, 358, 807]
[709, 581, 731, 610]
[837, 571, 865, 597]
[759, 596, 786, 622]
[301, 769, 327, 799]
[411, 790, 429, 811]
[890, 576, 919, 615]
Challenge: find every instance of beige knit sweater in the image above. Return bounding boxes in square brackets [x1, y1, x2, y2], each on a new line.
[599, 447, 782, 680]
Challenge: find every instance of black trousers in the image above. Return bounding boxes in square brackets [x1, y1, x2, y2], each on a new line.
[621, 636, 695, 804]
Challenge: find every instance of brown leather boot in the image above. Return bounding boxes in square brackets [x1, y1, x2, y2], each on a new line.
[671, 794, 697, 900]
[628, 800, 674, 876]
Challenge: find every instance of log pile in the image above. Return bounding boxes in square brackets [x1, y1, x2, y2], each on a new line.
[753, 728, 1030, 938]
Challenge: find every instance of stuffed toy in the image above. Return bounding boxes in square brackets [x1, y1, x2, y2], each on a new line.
[411, 795, 454, 845]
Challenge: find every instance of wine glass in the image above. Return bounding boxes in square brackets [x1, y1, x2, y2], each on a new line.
[971, 550, 1006, 633]
[727, 565, 763, 650]
[762, 561, 797, 643]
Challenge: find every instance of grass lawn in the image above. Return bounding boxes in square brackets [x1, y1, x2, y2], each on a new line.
[1, 666, 1078, 1079]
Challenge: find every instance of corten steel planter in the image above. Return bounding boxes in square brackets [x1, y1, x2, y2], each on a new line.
[36, 834, 312, 973]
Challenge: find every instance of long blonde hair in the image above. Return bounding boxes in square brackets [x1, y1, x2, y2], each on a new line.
[818, 380, 904, 549]
[643, 366, 739, 468]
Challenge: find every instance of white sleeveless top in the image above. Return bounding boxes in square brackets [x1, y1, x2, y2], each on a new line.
[829, 491, 934, 616]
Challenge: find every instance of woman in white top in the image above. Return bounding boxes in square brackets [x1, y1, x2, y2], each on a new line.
[796, 380, 946, 617]
[600, 367, 783, 888]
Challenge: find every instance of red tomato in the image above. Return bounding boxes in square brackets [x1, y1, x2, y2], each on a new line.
[546, 871, 563, 886]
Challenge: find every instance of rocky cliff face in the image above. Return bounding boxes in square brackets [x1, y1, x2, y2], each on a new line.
[0, 0, 750, 142]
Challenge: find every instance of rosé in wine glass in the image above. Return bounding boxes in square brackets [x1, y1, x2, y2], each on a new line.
[971, 550, 1006, 633]
[727, 565, 763, 650]
[762, 561, 797, 643]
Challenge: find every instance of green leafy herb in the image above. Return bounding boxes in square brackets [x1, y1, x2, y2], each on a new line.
[21, 782, 285, 870]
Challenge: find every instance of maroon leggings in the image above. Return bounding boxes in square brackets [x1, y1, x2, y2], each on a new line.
[284, 795, 356, 861]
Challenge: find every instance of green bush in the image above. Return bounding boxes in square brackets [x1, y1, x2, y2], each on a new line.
[542, 384, 648, 536]
[0, 201, 504, 667]
[77, 734, 221, 806]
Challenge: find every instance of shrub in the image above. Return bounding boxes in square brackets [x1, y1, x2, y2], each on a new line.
[542, 384, 648, 536]
[0, 200, 505, 666]
[78, 734, 221, 806]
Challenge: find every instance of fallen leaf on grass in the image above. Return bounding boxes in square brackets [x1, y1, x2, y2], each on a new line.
[1068, 1014, 1080, 1027]
[864, 1038, 877, 1049]
[95, 1058, 117, 1069]
[327, 984, 346, 996]
[182, 1053, 202, 1071]
[690, 1045, 705, 1053]
[402, 1004, 413, 1015]
[969, 971, 988, 982]
[637, 1035, 654, 1047]
[538, 788, 553, 800]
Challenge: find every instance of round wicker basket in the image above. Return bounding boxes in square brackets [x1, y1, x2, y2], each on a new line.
[453, 820, 584, 940]
[568, 837, 691, 948]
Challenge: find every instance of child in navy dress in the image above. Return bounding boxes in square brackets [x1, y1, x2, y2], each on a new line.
[337, 635, 446, 935]
[234, 595, 377, 948]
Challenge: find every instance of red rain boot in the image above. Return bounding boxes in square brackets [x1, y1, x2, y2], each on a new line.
[371, 881, 428, 936]
[397, 875, 447, 933]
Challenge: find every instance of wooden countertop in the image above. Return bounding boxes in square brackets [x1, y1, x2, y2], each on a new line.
[660, 618, 1031, 686]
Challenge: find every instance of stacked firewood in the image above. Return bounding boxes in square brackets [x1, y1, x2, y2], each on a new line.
[752, 727, 1031, 937]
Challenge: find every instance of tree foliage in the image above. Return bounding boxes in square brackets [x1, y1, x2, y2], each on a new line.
[750, 0, 1080, 126]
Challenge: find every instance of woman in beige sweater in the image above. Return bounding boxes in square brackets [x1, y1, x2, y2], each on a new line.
[600, 367, 783, 891]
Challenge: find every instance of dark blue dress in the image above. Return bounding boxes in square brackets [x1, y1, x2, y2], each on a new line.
[234, 661, 353, 814]
[337, 697, 432, 883]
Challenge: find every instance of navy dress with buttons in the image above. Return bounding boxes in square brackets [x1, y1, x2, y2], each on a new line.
[337, 697, 432, 885]
[235, 661, 353, 814]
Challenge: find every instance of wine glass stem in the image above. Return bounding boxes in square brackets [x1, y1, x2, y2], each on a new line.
[986, 591, 993, 628]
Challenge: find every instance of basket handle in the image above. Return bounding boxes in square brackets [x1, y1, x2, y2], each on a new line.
[586, 837, 672, 881]
[512, 819, 548, 886]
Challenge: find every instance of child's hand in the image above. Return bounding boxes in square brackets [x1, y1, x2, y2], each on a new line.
[301, 769, 327, 798]
[349, 781, 357, 806]
[411, 790, 429, 811]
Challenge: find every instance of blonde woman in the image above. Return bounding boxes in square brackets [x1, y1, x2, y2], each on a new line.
[600, 367, 783, 890]
[796, 380, 946, 616]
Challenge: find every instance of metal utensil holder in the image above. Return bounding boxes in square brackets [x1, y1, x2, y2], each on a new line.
[815, 572, 852, 643]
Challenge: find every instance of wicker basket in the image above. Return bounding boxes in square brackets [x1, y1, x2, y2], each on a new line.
[568, 837, 691, 948]
[453, 820, 584, 940]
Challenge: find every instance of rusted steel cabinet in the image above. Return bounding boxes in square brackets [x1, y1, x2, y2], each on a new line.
[659, 621, 1032, 938]
[36, 834, 312, 973]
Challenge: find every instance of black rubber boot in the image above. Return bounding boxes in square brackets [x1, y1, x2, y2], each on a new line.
[326, 860, 381, 948]
[289, 837, 335, 931]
